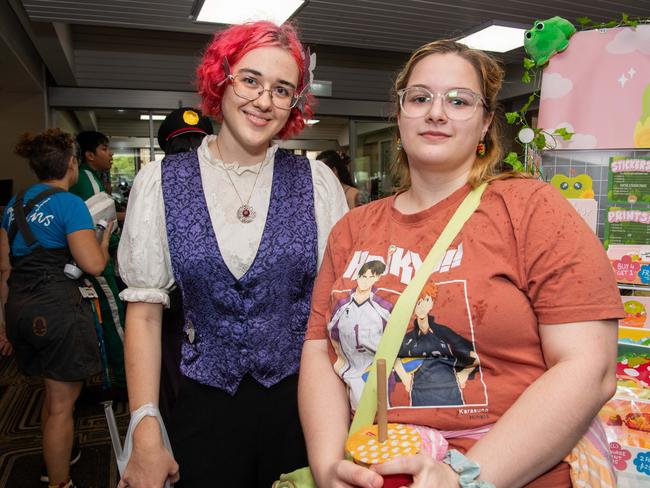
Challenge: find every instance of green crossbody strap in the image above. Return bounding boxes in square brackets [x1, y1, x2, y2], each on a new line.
[348, 183, 487, 436]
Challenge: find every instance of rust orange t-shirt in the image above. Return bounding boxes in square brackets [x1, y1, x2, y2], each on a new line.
[305, 178, 623, 487]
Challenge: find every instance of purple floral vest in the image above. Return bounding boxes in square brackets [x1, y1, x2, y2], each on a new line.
[161, 149, 317, 394]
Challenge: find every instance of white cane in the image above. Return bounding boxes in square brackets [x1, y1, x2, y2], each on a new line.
[102, 401, 123, 463]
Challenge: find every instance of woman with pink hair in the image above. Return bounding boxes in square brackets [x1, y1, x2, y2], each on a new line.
[117, 21, 347, 488]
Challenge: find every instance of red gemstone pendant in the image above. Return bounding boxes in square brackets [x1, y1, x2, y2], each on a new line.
[236, 204, 256, 223]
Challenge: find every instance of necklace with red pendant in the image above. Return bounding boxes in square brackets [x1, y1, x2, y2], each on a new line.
[216, 138, 263, 224]
[224, 166, 261, 223]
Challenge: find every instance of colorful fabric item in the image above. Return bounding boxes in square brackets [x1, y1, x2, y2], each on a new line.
[443, 449, 495, 488]
[273, 467, 315, 488]
[564, 418, 617, 488]
[88, 274, 125, 386]
[413, 423, 449, 460]
[161, 149, 318, 392]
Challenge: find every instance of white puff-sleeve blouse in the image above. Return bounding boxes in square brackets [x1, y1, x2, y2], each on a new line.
[117, 135, 348, 308]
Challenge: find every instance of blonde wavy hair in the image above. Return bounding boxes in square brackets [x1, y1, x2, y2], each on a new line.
[392, 39, 521, 190]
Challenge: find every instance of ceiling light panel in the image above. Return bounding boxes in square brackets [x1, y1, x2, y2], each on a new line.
[458, 25, 526, 53]
[195, 0, 306, 25]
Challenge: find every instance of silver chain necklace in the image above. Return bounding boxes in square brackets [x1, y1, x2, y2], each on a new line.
[216, 138, 262, 223]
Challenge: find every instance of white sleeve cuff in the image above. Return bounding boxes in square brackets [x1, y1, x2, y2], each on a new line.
[119, 287, 171, 308]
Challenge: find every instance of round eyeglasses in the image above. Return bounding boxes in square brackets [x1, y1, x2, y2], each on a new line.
[397, 87, 487, 121]
[227, 73, 301, 110]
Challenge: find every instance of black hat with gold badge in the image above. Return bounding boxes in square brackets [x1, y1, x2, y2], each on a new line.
[157, 107, 214, 152]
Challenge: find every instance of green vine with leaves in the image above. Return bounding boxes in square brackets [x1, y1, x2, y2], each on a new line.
[503, 13, 649, 173]
[576, 12, 644, 30]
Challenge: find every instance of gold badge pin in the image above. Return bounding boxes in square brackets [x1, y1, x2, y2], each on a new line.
[183, 110, 199, 125]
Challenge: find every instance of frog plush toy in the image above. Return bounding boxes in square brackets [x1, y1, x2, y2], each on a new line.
[524, 16, 576, 67]
[550, 173, 594, 199]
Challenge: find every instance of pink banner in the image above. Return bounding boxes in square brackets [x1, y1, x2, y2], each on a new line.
[538, 26, 650, 149]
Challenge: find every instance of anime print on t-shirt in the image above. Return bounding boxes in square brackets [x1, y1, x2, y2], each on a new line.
[326, 244, 488, 411]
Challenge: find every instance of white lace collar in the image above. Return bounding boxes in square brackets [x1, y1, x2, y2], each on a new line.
[199, 135, 278, 175]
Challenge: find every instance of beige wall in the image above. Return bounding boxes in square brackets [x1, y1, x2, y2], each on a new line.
[0, 1, 48, 194]
[53, 109, 80, 136]
[0, 4, 107, 198]
[0, 90, 46, 193]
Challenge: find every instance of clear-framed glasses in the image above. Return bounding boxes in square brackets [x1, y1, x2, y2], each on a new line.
[397, 86, 487, 121]
[226, 73, 302, 110]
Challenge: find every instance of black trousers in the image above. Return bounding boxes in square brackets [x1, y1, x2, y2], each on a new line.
[171, 374, 307, 488]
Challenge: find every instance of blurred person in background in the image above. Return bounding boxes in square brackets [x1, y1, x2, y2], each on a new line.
[70, 131, 126, 398]
[317, 149, 363, 208]
[0, 129, 111, 488]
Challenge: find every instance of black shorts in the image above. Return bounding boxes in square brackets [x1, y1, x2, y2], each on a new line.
[6, 277, 101, 381]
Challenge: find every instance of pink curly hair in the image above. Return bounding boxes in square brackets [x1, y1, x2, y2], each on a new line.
[196, 21, 314, 139]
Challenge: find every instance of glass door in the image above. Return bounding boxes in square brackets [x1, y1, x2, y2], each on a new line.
[350, 120, 397, 201]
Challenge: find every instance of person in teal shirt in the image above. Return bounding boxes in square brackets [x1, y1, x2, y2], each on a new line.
[1, 129, 111, 488]
[69, 131, 126, 390]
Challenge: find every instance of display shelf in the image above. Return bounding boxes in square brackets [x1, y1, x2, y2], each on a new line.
[619, 343, 650, 357]
[619, 326, 650, 339]
[613, 385, 650, 402]
[618, 326, 650, 355]
[618, 283, 650, 292]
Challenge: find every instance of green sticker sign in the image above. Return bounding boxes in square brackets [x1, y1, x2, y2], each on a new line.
[608, 156, 650, 204]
